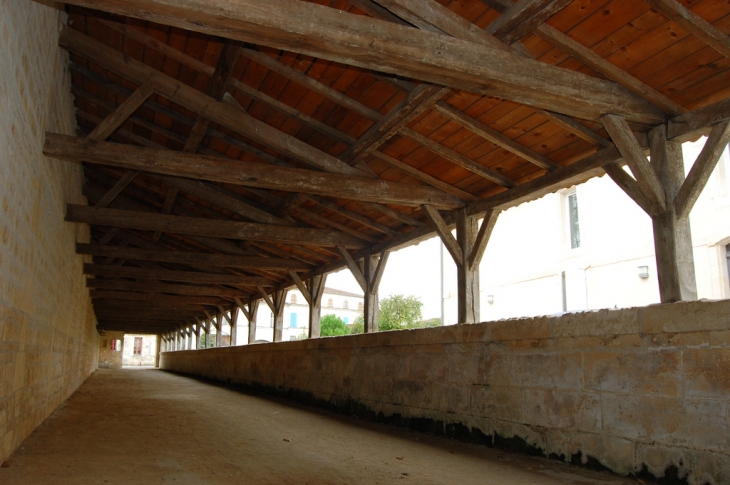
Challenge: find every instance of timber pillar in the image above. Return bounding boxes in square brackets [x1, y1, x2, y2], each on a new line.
[290, 271, 327, 338]
[423, 206, 498, 324]
[337, 247, 389, 333]
[603, 116, 730, 303]
[259, 286, 288, 342]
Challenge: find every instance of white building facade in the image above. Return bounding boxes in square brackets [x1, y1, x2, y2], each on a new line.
[443, 137, 730, 322]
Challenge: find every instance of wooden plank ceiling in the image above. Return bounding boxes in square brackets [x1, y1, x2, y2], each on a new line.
[50, 0, 730, 333]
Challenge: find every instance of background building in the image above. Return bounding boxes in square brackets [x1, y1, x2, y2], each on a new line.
[444, 138, 730, 322]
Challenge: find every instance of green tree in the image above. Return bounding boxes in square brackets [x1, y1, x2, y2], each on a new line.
[349, 315, 364, 334]
[408, 318, 441, 329]
[378, 295, 423, 331]
[320, 314, 349, 336]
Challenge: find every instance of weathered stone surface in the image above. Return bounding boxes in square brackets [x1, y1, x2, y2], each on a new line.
[0, 0, 99, 463]
[162, 299, 730, 482]
[550, 308, 640, 338]
[640, 299, 730, 334]
[583, 350, 681, 396]
[683, 348, 730, 399]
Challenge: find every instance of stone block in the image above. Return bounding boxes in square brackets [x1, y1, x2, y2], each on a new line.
[640, 300, 730, 334]
[683, 348, 730, 399]
[490, 316, 550, 341]
[583, 349, 681, 396]
[550, 307, 640, 338]
[478, 351, 583, 390]
[603, 394, 728, 451]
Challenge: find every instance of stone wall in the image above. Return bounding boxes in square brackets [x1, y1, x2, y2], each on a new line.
[99, 332, 125, 369]
[0, 0, 99, 463]
[162, 299, 730, 484]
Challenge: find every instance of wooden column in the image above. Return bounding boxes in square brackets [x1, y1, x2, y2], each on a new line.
[193, 321, 201, 350]
[205, 318, 212, 348]
[186, 326, 193, 350]
[230, 307, 239, 346]
[218, 305, 237, 346]
[603, 116, 730, 303]
[648, 125, 696, 302]
[423, 206, 499, 323]
[236, 296, 260, 344]
[337, 247, 389, 332]
[289, 271, 327, 338]
[259, 286, 288, 342]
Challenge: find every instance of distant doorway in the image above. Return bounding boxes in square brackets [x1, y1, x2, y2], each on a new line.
[122, 334, 158, 367]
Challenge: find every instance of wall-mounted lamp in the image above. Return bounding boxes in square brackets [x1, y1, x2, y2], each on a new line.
[487, 295, 494, 304]
[638, 266, 649, 279]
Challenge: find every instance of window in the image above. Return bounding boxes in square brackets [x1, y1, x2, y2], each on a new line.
[343, 300, 349, 309]
[291, 294, 297, 304]
[567, 191, 581, 249]
[343, 317, 349, 324]
[133, 337, 143, 355]
[110, 339, 122, 351]
[290, 312, 298, 328]
[327, 298, 333, 308]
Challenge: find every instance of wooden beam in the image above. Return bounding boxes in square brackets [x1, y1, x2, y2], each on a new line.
[306, 273, 327, 338]
[240, 47, 382, 122]
[643, 0, 730, 61]
[601, 115, 666, 213]
[288, 270, 311, 305]
[467, 136, 648, 217]
[89, 290, 229, 305]
[95, 170, 140, 208]
[87, 81, 154, 141]
[76, 243, 313, 271]
[468, 209, 499, 271]
[402, 128, 516, 187]
[336, 246, 368, 292]
[183, 42, 241, 153]
[532, 25, 685, 116]
[431, 103, 559, 171]
[45, 134, 463, 210]
[87, 278, 248, 297]
[58, 6, 664, 124]
[60, 28, 368, 177]
[649, 124, 698, 303]
[486, 0, 572, 45]
[674, 120, 730, 219]
[603, 163, 658, 217]
[152, 187, 178, 242]
[668, 98, 730, 142]
[339, 84, 448, 164]
[421, 205, 463, 266]
[83, 263, 275, 287]
[67, 205, 366, 249]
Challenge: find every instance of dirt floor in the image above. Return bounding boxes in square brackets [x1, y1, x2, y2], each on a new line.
[2, 368, 647, 484]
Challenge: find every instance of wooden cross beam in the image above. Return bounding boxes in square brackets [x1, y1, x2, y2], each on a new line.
[86, 278, 249, 298]
[76, 243, 313, 271]
[66, 204, 366, 248]
[336, 246, 389, 332]
[83, 263, 275, 287]
[45, 133, 463, 210]
[58, 0, 664, 123]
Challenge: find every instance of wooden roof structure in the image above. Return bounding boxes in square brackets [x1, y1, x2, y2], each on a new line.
[46, 0, 730, 334]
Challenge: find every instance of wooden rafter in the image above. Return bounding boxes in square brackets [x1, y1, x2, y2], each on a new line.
[59, 0, 664, 123]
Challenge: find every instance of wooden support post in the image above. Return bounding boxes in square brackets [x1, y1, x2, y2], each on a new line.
[337, 247, 389, 332]
[230, 306, 239, 346]
[307, 274, 327, 338]
[423, 206, 499, 323]
[205, 318, 212, 348]
[193, 320, 202, 350]
[649, 125, 698, 303]
[258, 286, 288, 342]
[187, 326, 193, 350]
[242, 297, 260, 344]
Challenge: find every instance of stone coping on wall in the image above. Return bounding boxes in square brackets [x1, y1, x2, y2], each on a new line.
[166, 299, 730, 354]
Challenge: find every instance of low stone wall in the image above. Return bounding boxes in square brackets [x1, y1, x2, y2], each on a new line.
[161, 299, 730, 484]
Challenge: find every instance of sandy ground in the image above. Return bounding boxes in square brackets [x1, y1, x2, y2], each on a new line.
[1, 368, 645, 484]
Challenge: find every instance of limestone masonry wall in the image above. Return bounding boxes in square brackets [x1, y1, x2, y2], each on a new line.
[0, 0, 99, 463]
[162, 299, 730, 484]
